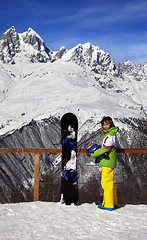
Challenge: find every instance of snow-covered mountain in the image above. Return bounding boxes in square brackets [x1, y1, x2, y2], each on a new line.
[0, 26, 147, 204]
[0, 26, 146, 135]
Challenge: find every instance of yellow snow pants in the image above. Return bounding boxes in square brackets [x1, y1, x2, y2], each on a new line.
[101, 166, 118, 208]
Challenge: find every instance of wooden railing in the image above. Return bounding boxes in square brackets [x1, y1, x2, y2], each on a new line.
[0, 148, 147, 201]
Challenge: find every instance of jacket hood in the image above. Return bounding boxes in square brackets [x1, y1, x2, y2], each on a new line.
[102, 126, 119, 135]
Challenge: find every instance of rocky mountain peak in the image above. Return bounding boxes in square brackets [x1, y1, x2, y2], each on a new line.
[0, 26, 20, 64]
[61, 42, 116, 74]
[51, 46, 67, 62]
[0, 26, 51, 64]
[21, 27, 44, 50]
[2, 26, 16, 36]
[118, 61, 147, 81]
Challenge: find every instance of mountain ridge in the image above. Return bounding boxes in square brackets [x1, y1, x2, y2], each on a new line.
[1, 26, 147, 67]
[1, 26, 147, 84]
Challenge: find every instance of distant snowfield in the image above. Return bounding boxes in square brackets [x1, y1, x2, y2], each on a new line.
[0, 202, 147, 240]
[0, 60, 146, 136]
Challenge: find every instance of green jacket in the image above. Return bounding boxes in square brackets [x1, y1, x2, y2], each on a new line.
[93, 127, 119, 168]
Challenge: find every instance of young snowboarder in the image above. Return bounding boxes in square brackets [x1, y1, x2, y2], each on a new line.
[88, 116, 119, 211]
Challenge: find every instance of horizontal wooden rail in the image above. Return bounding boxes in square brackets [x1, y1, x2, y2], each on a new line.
[78, 148, 147, 154]
[0, 148, 147, 153]
[116, 149, 147, 154]
[0, 148, 62, 153]
[0, 148, 147, 202]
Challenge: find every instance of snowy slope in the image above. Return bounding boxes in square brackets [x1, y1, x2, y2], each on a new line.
[0, 202, 147, 240]
[0, 60, 145, 136]
[0, 63, 15, 101]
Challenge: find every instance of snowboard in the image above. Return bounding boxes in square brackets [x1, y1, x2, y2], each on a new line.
[60, 112, 78, 205]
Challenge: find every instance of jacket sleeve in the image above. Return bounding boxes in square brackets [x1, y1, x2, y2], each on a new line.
[102, 135, 117, 150]
[93, 135, 117, 157]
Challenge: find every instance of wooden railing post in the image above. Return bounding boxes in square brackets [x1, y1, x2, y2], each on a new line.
[34, 152, 40, 201]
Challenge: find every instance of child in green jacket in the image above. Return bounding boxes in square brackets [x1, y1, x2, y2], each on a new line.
[90, 116, 119, 211]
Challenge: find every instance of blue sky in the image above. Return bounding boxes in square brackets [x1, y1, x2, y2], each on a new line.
[1, 0, 147, 64]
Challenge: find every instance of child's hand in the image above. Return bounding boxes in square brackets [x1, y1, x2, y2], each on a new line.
[86, 150, 94, 157]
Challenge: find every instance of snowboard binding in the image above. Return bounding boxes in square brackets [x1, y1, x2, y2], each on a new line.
[62, 137, 78, 150]
[61, 169, 79, 183]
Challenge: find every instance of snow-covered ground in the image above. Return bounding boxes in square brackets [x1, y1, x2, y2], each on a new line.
[0, 202, 146, 240]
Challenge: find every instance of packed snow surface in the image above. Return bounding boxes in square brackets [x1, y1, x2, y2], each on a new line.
[0, 202, 147, 240]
